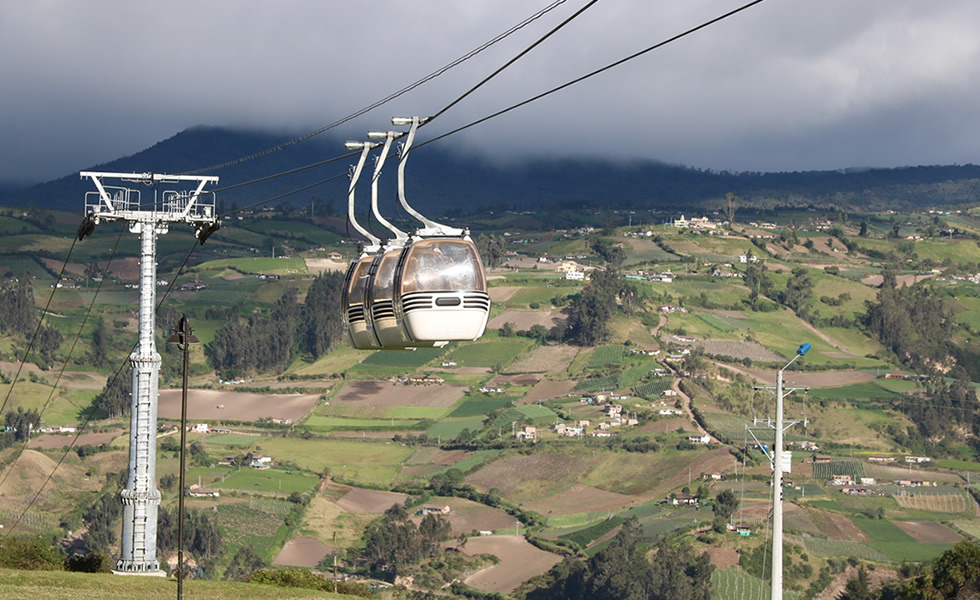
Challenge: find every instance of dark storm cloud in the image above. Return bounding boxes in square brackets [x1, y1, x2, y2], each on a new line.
[2, 0, 979, 182]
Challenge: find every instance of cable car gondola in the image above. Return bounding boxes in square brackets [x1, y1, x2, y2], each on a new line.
[362, 130, 445, 349]
[388, 116, 491, 343]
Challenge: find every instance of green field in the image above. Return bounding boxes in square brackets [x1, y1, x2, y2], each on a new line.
[427, 416, 488, 440]
[588, 345, 625, 368]
[213, 468, 320, 495]
[444, 339, 531, 369]
[449, 395, 515, 417]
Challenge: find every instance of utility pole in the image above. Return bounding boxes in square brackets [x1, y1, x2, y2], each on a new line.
[167, 316, 199, 600]
[80, 171, 218, 575]
[750, 343, 810, 600]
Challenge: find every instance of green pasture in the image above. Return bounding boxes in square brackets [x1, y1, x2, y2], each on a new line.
[432, 449, 501, 476]
[696, 311, 745, 333]
[194, 256, 307, 275]
[493, 404, 557, 426]
[0, 256, 52, 279]
[346, 346, 446, 374]
[215, 501, 288, 562]
[871, 541, 955, 562]
[807, 272, 876, 320]
[802, 537, 890, 561]
[588, 345, 625, 368]
[256, 437, 413, 487]
[304, 416, 422, 430]
[621, 238, 677, 265]
[913, 239, 980, 264]
[444, 339, 531, 369]
[712, 568, 802, 600]
[240, 220, 342, 245]
[286, 345, 367, 377]
[572, 375, 621, 394]
[935, 458, 980, 472]
[385, 406, 451, 419]
[213, 467, 320, 495]
[449, 395, 516, 417]
[209, 225, 270, 248]
[203, 433, 269, 447]
[954, 296, 980, 329]
[633, 378, 675, 400]
[812, 461, 866, 480]
[808, 381, 902, 401]
[508, 284, 575, 307]
[852, 517, 916, 543]
[426, 416, 488, 440]
[0, 215, 41, 234]
[558, 516, 623, 547]
[620, 360, 662, 388]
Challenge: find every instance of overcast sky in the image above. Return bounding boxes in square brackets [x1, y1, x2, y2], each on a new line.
[2, 0, 980, 183]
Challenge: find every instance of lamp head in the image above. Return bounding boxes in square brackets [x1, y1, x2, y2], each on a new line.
[797, 343, 811, 356]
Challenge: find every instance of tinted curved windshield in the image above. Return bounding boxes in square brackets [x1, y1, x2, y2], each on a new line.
[399, 239, 486, 294]
[347, 257, 373, 304]
[369, 250, 400, 303]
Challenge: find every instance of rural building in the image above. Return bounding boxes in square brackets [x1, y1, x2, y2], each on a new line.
[905, 456, 931, 463]
[668, 493, 699, 507]
[188, 484, 220, 498]
[830, 475, 853, 486]
[417, 505, 451, 515]
[868, 455, 895, 463]
[813, 455, 832, 464]
[688, 434, 710, 445]
[409, 374, 445, 385]
[516, 426, 537, 441]
[251, 453, 273, 469]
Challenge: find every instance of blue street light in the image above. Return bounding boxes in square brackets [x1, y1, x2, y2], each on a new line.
[797, 343, 811, 356]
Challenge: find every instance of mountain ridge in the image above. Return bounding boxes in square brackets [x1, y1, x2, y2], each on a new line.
[4, 125, 980, 216]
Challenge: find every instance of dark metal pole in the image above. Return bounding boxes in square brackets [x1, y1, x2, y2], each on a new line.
[177, 316, 190, 600]
[168, 315, 197, 600]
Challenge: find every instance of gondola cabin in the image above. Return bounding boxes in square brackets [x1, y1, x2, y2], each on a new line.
[393, 237, 490, 342]
[342, 255, 381, 349]
[366, 247, 422, 348]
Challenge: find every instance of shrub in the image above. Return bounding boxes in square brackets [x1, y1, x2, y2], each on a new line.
[65, 551, 113, 573]
[0, 536, 63, 570]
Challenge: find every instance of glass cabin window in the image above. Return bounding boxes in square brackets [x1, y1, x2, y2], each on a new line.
[369, 251, 400, 303]
[399, 239, 485, 294]
[348, 258, 372, 304]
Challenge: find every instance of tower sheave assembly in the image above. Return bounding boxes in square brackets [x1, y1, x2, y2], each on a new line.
[80, 171, 219, 574]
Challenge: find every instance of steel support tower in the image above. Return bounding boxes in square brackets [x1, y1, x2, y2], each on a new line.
[80, 171, 218, 574]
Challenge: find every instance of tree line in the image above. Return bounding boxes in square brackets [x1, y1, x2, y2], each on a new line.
[206, 271, 344, 379]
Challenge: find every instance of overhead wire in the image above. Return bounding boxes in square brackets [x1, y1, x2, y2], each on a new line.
[187, 0, 570, 175]
[418, 0, 768, 148]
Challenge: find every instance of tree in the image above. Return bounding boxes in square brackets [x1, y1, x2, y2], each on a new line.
[224, 546, 266, 581]
[303, 271, 344, 358]
[724, 192, 738, 225]
[475, 233, 506, 270]
[4, 407, 40, 442]
[713, 489, 739, 522]
[781, 267, 814, 320]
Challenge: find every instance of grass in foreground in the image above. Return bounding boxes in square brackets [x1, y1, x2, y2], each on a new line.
[0, 568, 358, 600]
